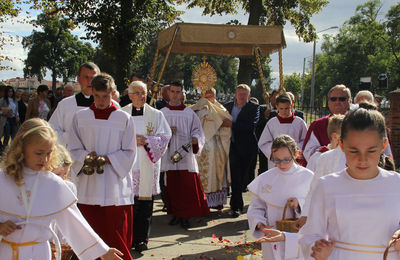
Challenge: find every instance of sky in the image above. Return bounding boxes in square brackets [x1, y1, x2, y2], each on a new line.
[0, 0, 398, 84]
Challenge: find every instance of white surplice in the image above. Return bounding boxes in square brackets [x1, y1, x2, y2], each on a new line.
[314, 146, 346, 177]
[121, 103, 171, 199]
[302, 131, 322, 162]
[49, 96, 83, 146]
[49, 95, 120, 147]
[247, 164, 314, 260]
[258, 116, 308, 169]
[160, 106, 205, 172]
[68, 108, 136, 206]
[0, 168, 109, 260]
[302, 146, 346, 216]
[299, 169, 400, 260]
[306, 150, 325, 173]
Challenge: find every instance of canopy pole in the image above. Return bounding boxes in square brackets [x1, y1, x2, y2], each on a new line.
[278, 48, 285, 93]
[254, 47, 270, 107]
[148, 47, 160, 92]
[150, 26, 179, 106]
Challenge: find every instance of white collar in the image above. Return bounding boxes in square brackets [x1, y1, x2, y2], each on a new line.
[277, 163, 299, 175]
[24, 167, 39, 175]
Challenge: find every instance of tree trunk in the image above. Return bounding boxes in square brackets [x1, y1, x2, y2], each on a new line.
[52, 70, 57, 92]
[237, 0, 263, 85]
[115, 0, 135, 92]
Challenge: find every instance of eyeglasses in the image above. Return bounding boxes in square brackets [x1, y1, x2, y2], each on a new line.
[329, 97, 347, 102]
[129, 91, 146, 96]
[270, 157, 293, 164]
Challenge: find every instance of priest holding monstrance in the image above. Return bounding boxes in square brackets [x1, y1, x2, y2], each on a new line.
[191, 60, 232, 210]
[160, 81, 209, 229]
[121, 81, 171, 252]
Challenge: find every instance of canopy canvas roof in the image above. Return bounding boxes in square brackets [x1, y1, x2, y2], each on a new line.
[157, 23, 286, 57]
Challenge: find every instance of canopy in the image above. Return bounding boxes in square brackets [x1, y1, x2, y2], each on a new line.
[157, 23, 286, 57]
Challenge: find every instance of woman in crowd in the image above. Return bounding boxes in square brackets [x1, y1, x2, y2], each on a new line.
[1, 86, 19, 147]
[26, 84, 51, 120]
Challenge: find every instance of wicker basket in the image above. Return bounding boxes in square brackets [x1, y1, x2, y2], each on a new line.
[275, 201, 298, 233]
[50, 243, 74, 260]
[383, 239, 397, 260]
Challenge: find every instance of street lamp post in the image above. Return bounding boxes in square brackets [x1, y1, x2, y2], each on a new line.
[301, 57, 306, 107]
[309, 26, 338, 109]
[301, 56, 312, 107]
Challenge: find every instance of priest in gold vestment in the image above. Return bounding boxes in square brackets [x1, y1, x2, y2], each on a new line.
[192, 88, 232, 209]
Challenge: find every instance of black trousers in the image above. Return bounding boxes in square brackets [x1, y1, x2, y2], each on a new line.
[229, 147, 257, 212]
[132, 197, 154, 245]
[258, 150, 269, 175]
[159, 172, 166, 206]
[246, 153, 258, 188]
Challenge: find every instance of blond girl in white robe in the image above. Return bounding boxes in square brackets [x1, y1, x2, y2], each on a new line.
[299, 108, 400, 260]
[0, 118, 122, 260]
[247, 135, 314, 260]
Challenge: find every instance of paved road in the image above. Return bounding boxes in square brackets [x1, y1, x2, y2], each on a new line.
[130, 192, 262, 260]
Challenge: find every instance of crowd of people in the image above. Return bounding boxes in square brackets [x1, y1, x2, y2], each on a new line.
[0, 61, 399, 260]
[0, 82, 76, 152]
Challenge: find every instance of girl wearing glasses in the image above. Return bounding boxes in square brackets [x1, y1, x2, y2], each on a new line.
[247, 134, 314, 260]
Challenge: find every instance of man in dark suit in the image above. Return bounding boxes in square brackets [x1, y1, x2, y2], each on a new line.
[224, 84, 259, 217]
[255, 104, 269, 174]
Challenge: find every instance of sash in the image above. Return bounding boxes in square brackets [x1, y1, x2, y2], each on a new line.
[138, 104, 159, 200]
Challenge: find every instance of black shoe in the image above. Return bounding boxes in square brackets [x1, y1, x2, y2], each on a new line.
[162, 205, 167, 212]
[180, 218, 191, 229]
[169, 216, 180, 225]
[230, 209, 240, 218]
[134, 242, 148, 252]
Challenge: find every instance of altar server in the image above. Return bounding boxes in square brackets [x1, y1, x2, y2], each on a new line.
[294, 115, 345, 230]
[160, 82, 209, 229]
[49, 62, 120, 147]
[121, 81, 171, 252]
[0, 118, 122, 260]
[248, 135, 313, 260]
[68, 73, 136, 260]
[300, 108, 400, 260]
[258, 93, 307, 169]
[306, 114, 344, 173]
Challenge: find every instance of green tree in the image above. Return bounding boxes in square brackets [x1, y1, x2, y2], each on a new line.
[385, 3, 400, 88]
[59, 0, 180, 91]
[0, 0, 19, 20]
[153, 54, 239, 94]
[127, 34, 239, 94]
[314, 0, 392, 100]
[177, 0, 328, 85]
[283, 72, 302, 101]
[0, 0, 20, 71]
[22, 13, 94, 91]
